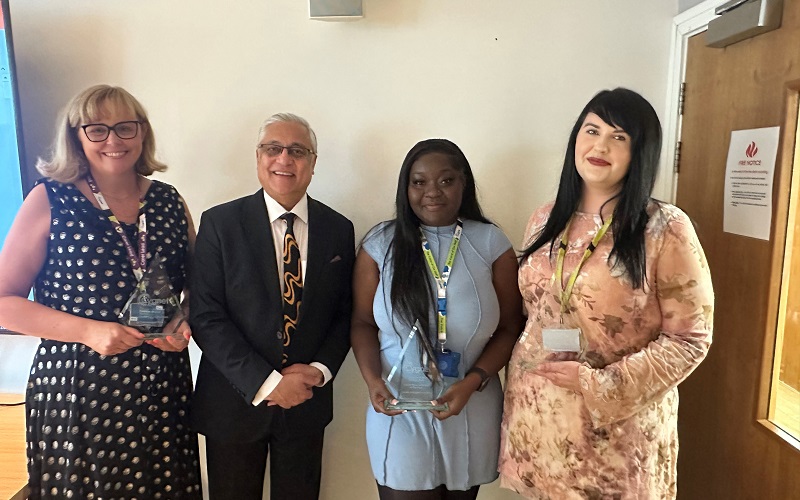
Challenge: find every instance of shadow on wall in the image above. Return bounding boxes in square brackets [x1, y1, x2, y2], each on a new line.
[15, 12, 123, 185]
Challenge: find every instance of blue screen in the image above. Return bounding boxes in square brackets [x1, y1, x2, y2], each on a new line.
[0, 7, 24, 250]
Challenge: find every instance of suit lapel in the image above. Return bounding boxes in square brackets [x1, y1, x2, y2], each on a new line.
[241, 190, 282, 301]
[301, 197, 326, 318]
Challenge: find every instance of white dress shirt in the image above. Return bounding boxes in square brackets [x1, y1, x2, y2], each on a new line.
[251, 191, 332, 406]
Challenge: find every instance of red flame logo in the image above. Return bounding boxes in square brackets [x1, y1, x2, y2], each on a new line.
[745, 141, 758, 158]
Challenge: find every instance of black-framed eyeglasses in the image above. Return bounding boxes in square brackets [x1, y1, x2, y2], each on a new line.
[80, 121, 141, 142]
[258, 143, 316, 160]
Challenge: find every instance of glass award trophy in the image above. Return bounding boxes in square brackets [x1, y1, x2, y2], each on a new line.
[384, 320, 449, 411]
[118, 253, 183, 340]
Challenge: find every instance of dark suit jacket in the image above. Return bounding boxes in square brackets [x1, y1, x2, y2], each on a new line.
[190, 190, 355, 442]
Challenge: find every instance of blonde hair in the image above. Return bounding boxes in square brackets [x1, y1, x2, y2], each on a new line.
[36, 85, 167, 183]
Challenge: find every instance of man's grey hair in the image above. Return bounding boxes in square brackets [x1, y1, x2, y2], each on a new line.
[256, 113, 318, 153]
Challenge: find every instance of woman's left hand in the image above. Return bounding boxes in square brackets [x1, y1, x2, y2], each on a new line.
[147, 314, 191, 352]
[430, 376, 481, 421]
[534, 361, 582, 393]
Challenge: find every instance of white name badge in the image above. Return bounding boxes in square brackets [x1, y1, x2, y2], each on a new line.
[541, 327, 581, 352]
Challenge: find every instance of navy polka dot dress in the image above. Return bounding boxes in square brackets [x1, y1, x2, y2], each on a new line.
[26, 178, 202, 499]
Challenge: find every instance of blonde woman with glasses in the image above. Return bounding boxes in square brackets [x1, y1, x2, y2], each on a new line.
[0, 85, 201, 499]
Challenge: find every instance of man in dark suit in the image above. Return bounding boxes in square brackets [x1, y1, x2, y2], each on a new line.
[190, 113, 354, 500]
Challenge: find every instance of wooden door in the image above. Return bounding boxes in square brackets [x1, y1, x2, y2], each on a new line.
[675, 3, 800, 499]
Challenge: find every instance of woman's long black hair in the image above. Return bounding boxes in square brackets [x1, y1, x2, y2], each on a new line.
[520, 88, 662, 289]
[387, 139, 491, 339]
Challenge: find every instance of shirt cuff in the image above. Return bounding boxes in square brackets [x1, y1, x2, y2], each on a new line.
[309, 362, 332, 386]
[251, 370, 284, 406]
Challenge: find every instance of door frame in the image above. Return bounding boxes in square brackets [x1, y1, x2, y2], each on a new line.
[665, 0, 800, 451]
[661, 0, 725, 202]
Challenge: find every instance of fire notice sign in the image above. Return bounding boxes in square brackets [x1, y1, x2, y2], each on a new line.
[723, 126, 780, 240]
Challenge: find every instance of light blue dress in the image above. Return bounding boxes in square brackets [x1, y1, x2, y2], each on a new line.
[362, 219, 512, 491]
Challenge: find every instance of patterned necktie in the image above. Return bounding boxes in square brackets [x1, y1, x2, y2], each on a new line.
[280, 212, 302, 365]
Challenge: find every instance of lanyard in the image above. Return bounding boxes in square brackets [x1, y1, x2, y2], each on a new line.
[555, 214, 613, 318]
[420, 219, 463, 350]
[85, 173, 147, 281]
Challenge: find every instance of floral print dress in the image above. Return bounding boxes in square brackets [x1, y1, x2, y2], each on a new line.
[499, 201, 714, 500]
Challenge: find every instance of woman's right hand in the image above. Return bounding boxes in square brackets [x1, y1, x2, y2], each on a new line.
[367, 379, 404, 416]
[82, 322, 145, 356]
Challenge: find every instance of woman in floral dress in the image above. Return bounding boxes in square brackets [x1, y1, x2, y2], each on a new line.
[499, 88, 714, 499]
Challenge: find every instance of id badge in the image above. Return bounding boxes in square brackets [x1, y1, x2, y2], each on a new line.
[435, 349, 461, 378]
[541, 326, 581, 352]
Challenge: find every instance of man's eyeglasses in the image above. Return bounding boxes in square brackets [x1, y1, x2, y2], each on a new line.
[258, 143, 316, 160]
[80, 121, 141, 142]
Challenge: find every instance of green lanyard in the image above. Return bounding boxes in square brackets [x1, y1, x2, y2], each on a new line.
[420, 219, 463, 349]
[555, 215, 613, 318]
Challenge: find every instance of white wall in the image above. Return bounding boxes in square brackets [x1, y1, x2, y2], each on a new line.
[679, 0, 708, 13]
[1, 1, 678, 498]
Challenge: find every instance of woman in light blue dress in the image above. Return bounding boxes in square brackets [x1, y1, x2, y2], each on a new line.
[351, 139, 523, 499]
